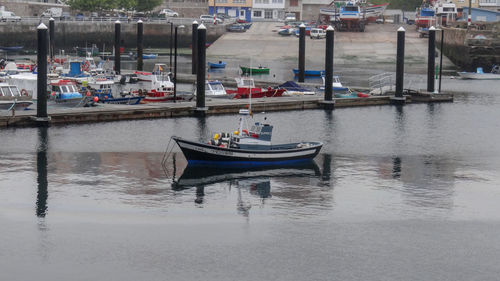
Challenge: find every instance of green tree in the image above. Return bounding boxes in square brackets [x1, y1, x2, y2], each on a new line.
[135, 0, 163, 12]
[116, 0, 137, 11]
[66, 0, 116, 12]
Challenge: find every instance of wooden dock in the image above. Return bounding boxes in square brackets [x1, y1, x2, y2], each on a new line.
[0, 92, 453, 128]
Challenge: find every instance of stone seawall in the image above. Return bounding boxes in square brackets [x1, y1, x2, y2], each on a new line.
[0, 21, 226, 51]
[438, 24, 500, 72]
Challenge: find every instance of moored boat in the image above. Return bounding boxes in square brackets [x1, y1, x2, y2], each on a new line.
[226, 77, 285, 99]
[458, 65, 500, 80]
[208, 61, 226, 68]
[0, 82, 33, 110]
[171, 109, 323, 166]
[292, 69, 325, 77]
[240, 65, 270, 75]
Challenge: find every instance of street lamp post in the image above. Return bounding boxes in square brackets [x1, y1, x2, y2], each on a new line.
[174, 25, 185, 103]
[170, 22, 173, 72]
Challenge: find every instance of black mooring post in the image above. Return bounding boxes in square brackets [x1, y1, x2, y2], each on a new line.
[192, 20, 198, 75]
[137, 19, 143, 71]
[439, 28, 444, 93]
[170, 22, 173, 72]
[395, 27, 405, 98]
[427, 26, 436, 93]
[196, 24, 207, 109]
[114, 20, 121, 74]
[174, 25, 179, 103]
[49, 18, 55, 63]
[298, 23, 306, 83]
[37, 23, 48, 119]
[324, 26, 334, 103]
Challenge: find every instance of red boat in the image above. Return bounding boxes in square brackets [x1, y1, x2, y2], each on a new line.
[225, 77, 285, 99]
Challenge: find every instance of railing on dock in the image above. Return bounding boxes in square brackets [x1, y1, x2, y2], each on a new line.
[369, 72, 394, 95]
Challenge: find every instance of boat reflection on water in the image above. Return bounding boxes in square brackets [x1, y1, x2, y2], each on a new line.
[172, 161, 322, 214]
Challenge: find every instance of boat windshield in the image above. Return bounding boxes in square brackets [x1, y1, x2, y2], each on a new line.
[239, 79, 254, 87]
[209, 82, 224, 91]
[343, 6, 358, 12]
[0, 86, 13, 96]
[59, 85, 78, 93]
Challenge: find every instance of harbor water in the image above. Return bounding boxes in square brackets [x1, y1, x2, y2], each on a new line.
[1, 78, 500, 280]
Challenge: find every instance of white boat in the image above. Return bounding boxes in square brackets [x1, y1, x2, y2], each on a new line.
[0, 82, 33, 110]
[135, 63, 169, 82]
[458, 66, 500, 80]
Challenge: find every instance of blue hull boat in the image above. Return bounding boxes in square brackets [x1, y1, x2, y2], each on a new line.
[208, 61, 226, 69]
[142, 54, 157, 59]
[293, 69, 325, 77]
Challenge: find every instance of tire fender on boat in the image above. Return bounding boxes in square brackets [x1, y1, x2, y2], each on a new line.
[20, 89, 29, 96]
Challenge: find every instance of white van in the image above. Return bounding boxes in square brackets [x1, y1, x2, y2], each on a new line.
[310, 28, 326, 39]
[0, 9, 21, 22]
[284, 12, 296, 21]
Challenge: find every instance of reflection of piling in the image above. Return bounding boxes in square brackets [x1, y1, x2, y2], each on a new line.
[137, 20, 143, 71]
[114, 20, 121, 74]
[49, 18, 55, 62]
[192, 21, 198, 75]
[324, 26, 334, 109]
[196, 24, 207, 111]
[427, 26, 436, 93]
[36, 126, 48, 218]
[395, 27, 405, 99]
[439, 29, 444, 93]
[298, 23, 306, 83]
[37, 23, 48, 120]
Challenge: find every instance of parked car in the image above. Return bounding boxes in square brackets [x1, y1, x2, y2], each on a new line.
[159, 8, 178, 17]
[0, 10, 21, 22]
[200, 15, 223, 24]
[60, 12, 72, 21]
[90, 12, 99, 18]
[310, 28, 326, 39]
[41, 7, 62, 18]
[216, 13, 233, 21]
[284, 12, 296, 21]
[75, 13, 85, 21]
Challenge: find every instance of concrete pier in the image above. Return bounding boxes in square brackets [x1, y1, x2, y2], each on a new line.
[0, 94, 453, 128]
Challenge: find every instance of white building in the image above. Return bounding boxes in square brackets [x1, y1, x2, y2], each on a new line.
[252, 0, 285, 21]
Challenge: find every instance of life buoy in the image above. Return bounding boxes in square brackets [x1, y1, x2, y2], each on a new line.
[82, 61, 90, 72]
[20, 89, 29, 96]
[242, 129, 249, 135]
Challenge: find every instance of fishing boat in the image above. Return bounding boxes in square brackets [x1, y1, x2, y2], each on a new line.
[458, 65, 500, 80]
[415, 5, 435, 29]
[0, 83, 33, 110]
[208, 61, 226, 69]
[135, 63, 168, 82]
[240, 65, 270, 75]
[226, 77, 285, 99]
[279, 81, 316, 95]
[49, 79, 89, 106]
[170, 109, 323, 166]
[292, 69, 325, 77]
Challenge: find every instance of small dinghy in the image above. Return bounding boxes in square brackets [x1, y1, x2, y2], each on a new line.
[208, 61, 226, 69]
[171, 109, 322, 166]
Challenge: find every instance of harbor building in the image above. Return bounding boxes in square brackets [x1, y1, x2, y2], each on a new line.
[251, 0, 285, 21]
[463, 6, 500, 21]
[208, 0, 253, 21]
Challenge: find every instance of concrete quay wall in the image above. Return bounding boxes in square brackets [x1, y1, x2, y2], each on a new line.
[438, 24, 500, 72]
[0, 21, 226, 50]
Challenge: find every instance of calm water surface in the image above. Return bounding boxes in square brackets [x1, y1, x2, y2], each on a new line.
[1, 78, 500, 281]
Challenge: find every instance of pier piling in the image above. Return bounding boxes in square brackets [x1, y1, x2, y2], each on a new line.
[427, 26, 436, 93]
[137, 20, 143, 71]
[323, 26, 335, 110]
[49, 18, 54, 62]
[395, 27, 405, 101]
[114, 20, 121, 74]
[36, 23, 48, 121]
[298, 23, 306, 83]
[195, 24, 207, 114]
[439, 28, 444, 93]
[192, 21, 198, 75]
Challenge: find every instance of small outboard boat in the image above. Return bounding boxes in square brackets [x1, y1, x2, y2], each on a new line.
[171, 109, 322, 166]
[208, 61, 226, 69]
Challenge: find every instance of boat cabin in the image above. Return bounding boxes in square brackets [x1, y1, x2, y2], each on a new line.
[234, 77, 261, 94]
[206, 81, 227, 96]
[50, 80, 83, 100]
[0, 83, 21, 98]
